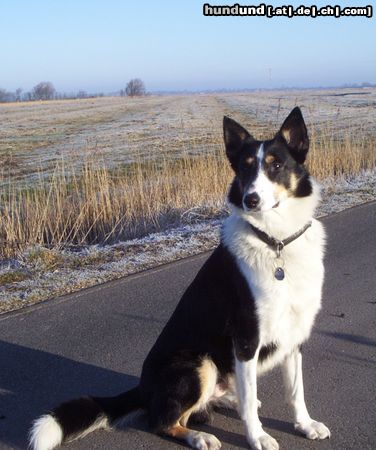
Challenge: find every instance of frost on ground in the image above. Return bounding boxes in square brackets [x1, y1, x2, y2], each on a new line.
[2, 88, 375, 187]
[0, 170, 375, 314]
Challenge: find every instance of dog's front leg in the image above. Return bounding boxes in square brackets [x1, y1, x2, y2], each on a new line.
[235, 345, 279, 450]
[282, 348, 330, 440]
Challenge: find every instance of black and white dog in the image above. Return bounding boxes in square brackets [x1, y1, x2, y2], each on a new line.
[30, 107, 330, 450]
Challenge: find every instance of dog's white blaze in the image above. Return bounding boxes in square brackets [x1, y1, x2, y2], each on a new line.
[245, 143, 278, 211]
[256, 143, 264, 164]
[29, 415, 63, 450]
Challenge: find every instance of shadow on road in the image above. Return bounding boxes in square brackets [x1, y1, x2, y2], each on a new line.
[316, 330, 376, 347]
[0, 341, 138, 449]
[209, 407, 298, 448]
[0, 339, 307, 450]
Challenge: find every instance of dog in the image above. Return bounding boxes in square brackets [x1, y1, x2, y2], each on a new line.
[30, 107, 331, 450]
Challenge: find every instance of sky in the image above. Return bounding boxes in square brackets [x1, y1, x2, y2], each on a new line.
[1, 0, 375, 93]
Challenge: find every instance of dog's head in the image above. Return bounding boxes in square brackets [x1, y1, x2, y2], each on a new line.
[223, 107, 312, 213]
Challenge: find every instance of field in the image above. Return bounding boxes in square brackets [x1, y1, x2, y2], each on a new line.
[0, 89, 375, 256]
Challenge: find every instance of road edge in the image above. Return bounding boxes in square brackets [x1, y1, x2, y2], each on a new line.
[1, 200, 375, 321]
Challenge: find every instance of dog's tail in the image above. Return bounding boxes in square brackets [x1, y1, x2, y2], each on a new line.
[29, 386, 141, 450]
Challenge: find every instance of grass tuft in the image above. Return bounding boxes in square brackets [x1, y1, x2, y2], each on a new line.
[0, 270, 30, 286]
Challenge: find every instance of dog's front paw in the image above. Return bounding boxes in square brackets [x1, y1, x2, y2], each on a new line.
[295, 420, 331, 440]
[189, 431, 222, 450]
[247, 432, 279, 450]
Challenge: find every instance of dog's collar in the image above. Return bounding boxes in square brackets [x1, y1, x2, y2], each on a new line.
[247, 221, 312, 255]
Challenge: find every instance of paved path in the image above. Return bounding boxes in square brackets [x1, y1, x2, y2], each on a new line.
[0, 202, 375, 450]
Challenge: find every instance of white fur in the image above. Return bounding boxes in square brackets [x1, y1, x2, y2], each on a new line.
[239, 177, 322, 237]
[187, 430, 222, 450]
[29, 415, 63, 450]
[223, 176, 329, 446]
[283, 349, 311, 424]
[282, 349, 331, 439]
[223, 178, 325, 371]
[235, 355, 264, 446]
[235, 355, 280, 449]
[29, 413, 108, 450]
[244, 144, 279, 212]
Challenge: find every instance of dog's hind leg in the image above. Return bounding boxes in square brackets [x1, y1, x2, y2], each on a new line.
[148, 356, 221, 449]
[189, 407, 213, 425]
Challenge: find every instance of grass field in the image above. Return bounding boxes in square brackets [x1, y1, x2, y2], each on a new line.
[1, 89, 375, 255]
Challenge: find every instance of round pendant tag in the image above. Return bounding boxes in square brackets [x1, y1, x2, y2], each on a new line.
[274, 267, 285, 281]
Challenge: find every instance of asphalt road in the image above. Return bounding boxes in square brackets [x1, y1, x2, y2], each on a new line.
[0, 202, 375, 450]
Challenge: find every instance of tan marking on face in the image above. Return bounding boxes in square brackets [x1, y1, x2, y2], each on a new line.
[265, 154, 275, 164]
[245, 156, 254, 164]
[275, 182, 289, 196]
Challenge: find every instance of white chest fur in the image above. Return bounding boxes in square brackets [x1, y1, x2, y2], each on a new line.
[223, 213, 326, 374]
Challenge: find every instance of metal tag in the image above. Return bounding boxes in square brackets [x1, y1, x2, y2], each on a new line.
[274, 267, 285, 281]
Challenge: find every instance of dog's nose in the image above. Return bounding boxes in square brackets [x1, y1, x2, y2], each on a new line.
[243, 192, 260, 209]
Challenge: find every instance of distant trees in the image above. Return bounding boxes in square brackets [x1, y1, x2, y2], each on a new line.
[32, 81, 56, 100]
[125, 78, 146, 97]
[0, 88, 14, 102]
[15, 88, 23, 101]
[0, 79, 149, 103]
[0, 83, 56, 102]
[77, 90, 88, 99]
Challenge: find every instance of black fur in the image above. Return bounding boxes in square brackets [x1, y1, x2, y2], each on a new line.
[223, 116, 255, 170]
[227, 178, 243, 209]
[49, 388, 142, 442]
[263, 138, 312, 197]
[278, 106, 309, 163]
[140, 244, 259, 431]
[52, 397, 104, 439]
[259, 343, 278, 362]
[188, 408, 213, 425]
[295, 172, 313, 197]
[94, 387, 141, 422]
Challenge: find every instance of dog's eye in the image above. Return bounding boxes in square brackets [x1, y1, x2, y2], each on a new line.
[273, 161, 281, 170]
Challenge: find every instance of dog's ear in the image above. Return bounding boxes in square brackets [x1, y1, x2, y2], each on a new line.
[277, 107, 309, 163]
[223, 116, 253, 169]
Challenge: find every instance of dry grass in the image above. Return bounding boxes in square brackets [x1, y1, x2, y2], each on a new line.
[307, 124, 376, 178]
[0, 149, 230, 256]
[0, 123, 375, 257]
[0, 270, 30, 285]
[0, 91, 375, 257]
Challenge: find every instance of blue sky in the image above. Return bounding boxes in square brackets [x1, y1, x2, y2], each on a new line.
[1, 0, 375, 92]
